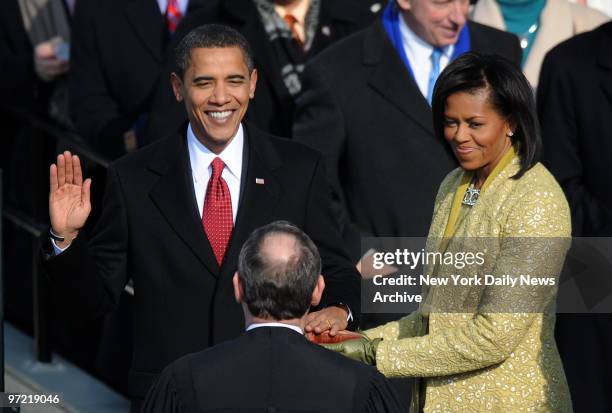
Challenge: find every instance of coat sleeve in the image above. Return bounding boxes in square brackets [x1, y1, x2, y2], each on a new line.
[304, 154, 362, 327]
[373, 185, 571, 378]
[141, 365, 184, 413]
[42, 164, 129, 320]
[538, 49, 612, 236]
[293, 60, 363, 261]
[363, 310, 424, 342]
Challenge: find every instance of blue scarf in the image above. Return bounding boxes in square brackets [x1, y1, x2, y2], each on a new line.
[381, 2, 471, 82]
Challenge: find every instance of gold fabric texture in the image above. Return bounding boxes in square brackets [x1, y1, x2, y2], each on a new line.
[364, 157, 573, 413]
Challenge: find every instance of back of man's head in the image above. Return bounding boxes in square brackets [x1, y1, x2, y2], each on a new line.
[237, 221, 322, 320]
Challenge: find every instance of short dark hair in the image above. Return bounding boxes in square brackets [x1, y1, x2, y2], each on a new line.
[174, 24, 254, 77]
[237, 221, 321, 320]
[432, 52, 540, 179]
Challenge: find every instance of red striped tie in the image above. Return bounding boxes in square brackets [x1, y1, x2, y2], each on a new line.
[166, 0, 183, 34]
[202, 157, 233, 266]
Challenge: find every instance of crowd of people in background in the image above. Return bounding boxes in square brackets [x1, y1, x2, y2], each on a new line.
[1, 0, 611, 411]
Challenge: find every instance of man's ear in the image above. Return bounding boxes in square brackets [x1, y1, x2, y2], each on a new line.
[249, 68, 258, 99]
[310, 275, 325, 307]
[170, 72, 184, 102]
[233, 272, 244, 304]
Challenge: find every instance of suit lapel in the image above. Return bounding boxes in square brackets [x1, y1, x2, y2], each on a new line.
[365, 22, 433, 135]
[220, 124, 281, 277]
[148, 133, 220, 276]
[123, 0, 164, 62]
[223, 0, 288, 102]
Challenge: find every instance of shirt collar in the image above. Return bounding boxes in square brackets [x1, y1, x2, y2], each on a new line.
[187, 123, 244, 184]
[399, 13, 454, 61]
[156, 0, 189, 15]
[273, 0, 310, 24]
[246, 322, 304, 335]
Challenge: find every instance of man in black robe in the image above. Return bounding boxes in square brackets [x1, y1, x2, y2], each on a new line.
[142, 221, 405, 413]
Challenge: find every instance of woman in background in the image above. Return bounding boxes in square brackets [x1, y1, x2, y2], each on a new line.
[326, 53, 572, 412]
[471, 0, 608, 88]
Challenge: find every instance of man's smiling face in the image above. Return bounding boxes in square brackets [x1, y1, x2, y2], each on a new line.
[171, 47, 257, 153]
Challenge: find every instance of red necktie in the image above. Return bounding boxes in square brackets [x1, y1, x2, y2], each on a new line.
[202, 157, 233, 266]
[284, 14, 304, 49]
[166, 0, 183, 34]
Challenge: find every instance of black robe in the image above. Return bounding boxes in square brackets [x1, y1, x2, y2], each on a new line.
[142, 327, 407, 413]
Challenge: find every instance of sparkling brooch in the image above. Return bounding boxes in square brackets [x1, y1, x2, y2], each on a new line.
[462, 187, 480, 206]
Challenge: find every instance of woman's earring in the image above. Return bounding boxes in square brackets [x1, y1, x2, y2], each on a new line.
[507, 131, 514, 137]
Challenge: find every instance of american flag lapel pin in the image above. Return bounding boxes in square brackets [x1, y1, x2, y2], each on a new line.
[255, 178, 265, 185]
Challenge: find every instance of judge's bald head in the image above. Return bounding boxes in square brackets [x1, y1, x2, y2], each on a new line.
[236, 221, 322, 320]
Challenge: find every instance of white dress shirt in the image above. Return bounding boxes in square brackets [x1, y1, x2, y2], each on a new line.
[156, 0, 189, 15]
[246, 322, 304, 335]
[399, 15, 454, 99]
[187, 123, 243, 223]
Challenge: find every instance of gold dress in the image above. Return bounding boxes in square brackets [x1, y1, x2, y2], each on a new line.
[364, 149, 573, 412]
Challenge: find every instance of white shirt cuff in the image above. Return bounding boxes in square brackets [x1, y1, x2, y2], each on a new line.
[51, 238, 70, 255]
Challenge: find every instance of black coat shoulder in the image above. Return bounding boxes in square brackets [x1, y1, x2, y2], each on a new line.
[469, 21, 522, 66]
[543, 21, 611, 69]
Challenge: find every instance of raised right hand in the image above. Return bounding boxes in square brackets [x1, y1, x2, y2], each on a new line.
[49, 151, 92, 248]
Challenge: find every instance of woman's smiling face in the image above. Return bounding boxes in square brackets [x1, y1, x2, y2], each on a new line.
[443, 88, 514, 182]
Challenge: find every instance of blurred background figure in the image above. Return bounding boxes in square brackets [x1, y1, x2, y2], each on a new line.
[0, 0, 72, 126]
[571, 0, 612, 17]
[538, 21, 612, 412]
[1, 0, 72, 195]
[69, 0, 206, 160]
[471, 0, 609, 88]
[0, 0, 72, 348]
[145, 0, 377, 142]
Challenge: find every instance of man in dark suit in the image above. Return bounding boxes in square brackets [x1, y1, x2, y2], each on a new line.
[146, 0, 376, 142]
[538, 22, 612, 413]
[293, 0, 521, 260]
[69, 0, 206, 159]
[45, 24, 360, 411]
[143, 220, 404, 413]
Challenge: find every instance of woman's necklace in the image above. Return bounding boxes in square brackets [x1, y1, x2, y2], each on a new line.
[462, 177, 481, 207]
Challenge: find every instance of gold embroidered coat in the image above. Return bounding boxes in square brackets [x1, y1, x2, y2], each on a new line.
[364, 156, 573, 412]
